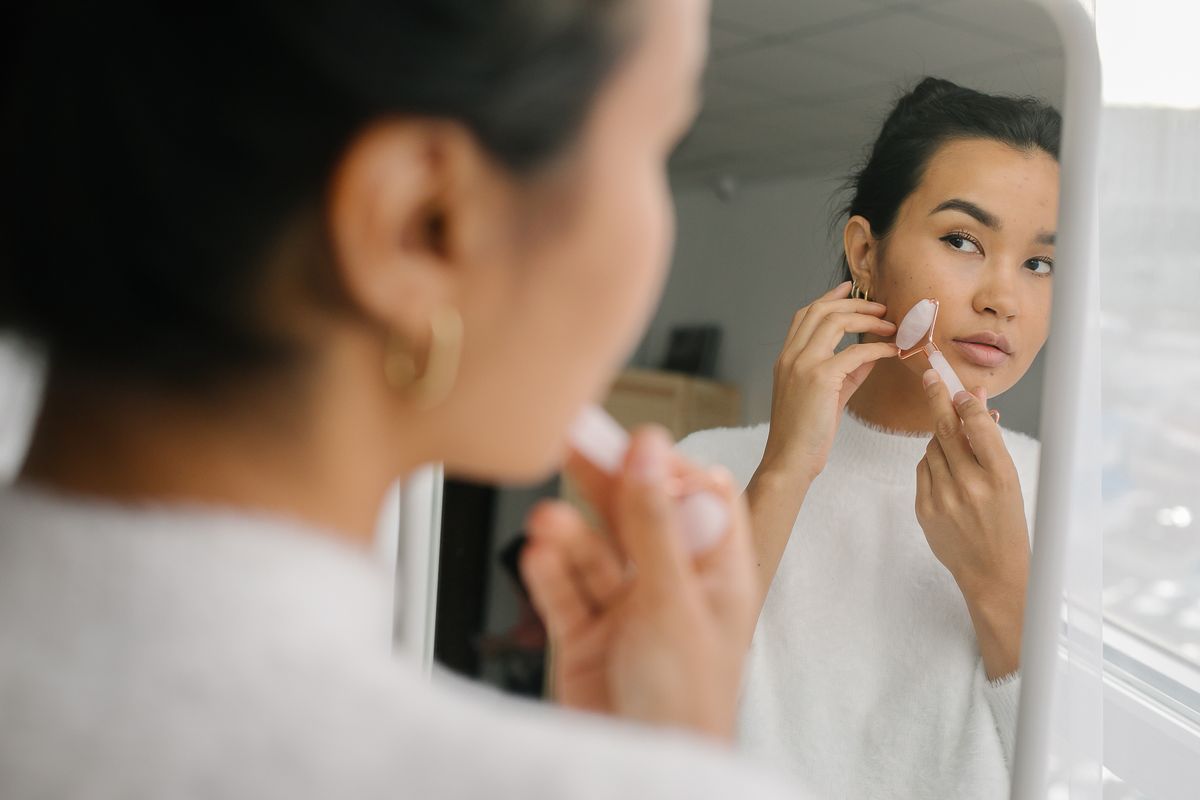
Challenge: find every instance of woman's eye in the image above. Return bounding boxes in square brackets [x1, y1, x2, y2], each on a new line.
[1026, 258, 1054, 275]
[941, 233, 981, 254]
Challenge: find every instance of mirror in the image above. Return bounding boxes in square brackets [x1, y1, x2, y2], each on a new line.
[431, 0, 1071, 796]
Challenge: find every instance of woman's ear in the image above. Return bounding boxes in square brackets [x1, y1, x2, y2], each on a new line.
[843, 214, 879, 295]
[326, 119, 472, 340]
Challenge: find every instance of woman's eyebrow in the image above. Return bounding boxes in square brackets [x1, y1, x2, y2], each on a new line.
[929, 198, 1000, 230]
[1034, 230, 1056, 246]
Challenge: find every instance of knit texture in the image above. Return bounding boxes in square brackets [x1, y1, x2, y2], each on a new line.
[0, 484, 803, 800]
[678, 410, 1040, 799]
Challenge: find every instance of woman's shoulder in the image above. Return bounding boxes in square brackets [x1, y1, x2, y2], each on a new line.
[676, 423, 769, 488]
[999, 425, 1041, 477]
[999, 426, 1041, 529]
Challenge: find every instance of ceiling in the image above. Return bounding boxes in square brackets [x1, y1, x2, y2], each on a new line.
[671, 0, 1066, 190]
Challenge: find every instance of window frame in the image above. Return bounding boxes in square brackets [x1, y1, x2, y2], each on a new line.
[1103, 621, 1200, 800]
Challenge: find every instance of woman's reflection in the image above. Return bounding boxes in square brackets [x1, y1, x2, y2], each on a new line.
[679, 77, 1060, 798]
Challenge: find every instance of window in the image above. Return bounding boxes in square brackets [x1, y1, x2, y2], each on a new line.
[1097, 1, 1200, 797]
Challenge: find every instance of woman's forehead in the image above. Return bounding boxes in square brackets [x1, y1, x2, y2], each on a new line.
[911, 139, 1060, 230]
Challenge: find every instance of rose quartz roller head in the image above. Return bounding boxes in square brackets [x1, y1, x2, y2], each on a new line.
[567, 405, 728, 555]
[896, 298, 966, 398]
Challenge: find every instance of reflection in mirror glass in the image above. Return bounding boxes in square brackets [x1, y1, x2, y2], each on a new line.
[434, 2, 1066, 797]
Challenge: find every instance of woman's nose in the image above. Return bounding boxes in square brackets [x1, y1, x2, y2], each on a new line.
[974, 267, 1019, 319]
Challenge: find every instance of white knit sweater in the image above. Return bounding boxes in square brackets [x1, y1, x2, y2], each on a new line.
[678, 410, 1040, 800]
[0, 485, 803, 800]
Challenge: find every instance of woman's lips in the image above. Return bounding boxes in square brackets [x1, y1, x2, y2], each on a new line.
[952, 339, 1010, 368]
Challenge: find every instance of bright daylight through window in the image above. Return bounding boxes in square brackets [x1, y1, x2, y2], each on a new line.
[1096, 0, 1200, 761]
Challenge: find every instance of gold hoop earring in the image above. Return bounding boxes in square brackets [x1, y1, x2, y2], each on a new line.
[384, 306, 464, 410]
[850, 280, 872, 303]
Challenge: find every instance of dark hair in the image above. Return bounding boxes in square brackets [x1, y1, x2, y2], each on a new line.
[0, 0, 634, 387]
[836, 76, 1062, 281]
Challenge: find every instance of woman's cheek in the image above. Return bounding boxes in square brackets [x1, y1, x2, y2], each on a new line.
[622, 170, 674, 329]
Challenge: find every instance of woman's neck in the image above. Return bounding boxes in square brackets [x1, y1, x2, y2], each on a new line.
[845, 355, 939, 435]
[19, 369, 415, 546]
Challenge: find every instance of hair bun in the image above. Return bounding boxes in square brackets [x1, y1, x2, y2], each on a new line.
[907, 76, 961, 105]
[878, 77, 962, 138]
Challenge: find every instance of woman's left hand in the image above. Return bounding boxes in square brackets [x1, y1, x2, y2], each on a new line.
[915, 369, 1030, 680]
[519, 429, 758, 741]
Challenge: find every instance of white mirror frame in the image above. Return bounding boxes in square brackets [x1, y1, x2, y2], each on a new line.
[395, 464, 443, 676]
[1013, 1, 1102, 798]
[400, 2, 1104, 796]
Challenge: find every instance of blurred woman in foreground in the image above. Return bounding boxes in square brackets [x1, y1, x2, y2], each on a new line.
[0, 1, 800, 797]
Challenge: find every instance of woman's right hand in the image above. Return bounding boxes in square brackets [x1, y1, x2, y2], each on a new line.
[759, 280, 899, 484]
[520, 427, 757, 742]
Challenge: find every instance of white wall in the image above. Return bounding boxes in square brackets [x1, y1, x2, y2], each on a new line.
[638, 172, 1044, 438]
[638, 173, 846, 425]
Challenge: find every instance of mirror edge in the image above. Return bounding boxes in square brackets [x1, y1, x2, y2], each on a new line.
[1012, 1, 1104, 798]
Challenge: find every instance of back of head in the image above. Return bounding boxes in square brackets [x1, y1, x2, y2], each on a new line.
[0, 0, 631, 389]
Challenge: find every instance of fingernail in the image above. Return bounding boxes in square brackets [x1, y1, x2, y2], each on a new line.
[922, 369, 940, 388]
[990, 409, 1001, 423]
[630, 430, 668, 483]
[707, 465, 734, 490]
[953, 391, 973, 407]
[678, 491, 728, 554]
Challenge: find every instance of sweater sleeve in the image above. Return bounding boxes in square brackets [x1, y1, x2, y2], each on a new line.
[983, 670, 1021, 765]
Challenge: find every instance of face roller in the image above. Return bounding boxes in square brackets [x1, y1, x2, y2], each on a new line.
[566, 405, 728, 555]
[896, 298, 967, 398]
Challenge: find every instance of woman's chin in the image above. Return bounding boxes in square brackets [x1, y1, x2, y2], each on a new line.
[953, 359, 1018, 398]
[443, 438, 567, 487]
[899, 351, 1017, 399]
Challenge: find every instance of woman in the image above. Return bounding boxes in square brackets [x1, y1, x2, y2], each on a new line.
[0, 1, 801, 797]
[678, 78, 1060, 798]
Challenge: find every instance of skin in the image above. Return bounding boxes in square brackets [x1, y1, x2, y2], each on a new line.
[745, 138, 1059, 679]
[846, 138, 1057, 434]
[21, 0, 759, 740]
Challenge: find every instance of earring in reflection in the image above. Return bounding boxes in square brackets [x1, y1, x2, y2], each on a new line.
[850, 280, 872, 302]
[384, 306, 464, 410]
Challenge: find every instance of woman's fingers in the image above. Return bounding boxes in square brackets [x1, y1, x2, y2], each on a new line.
[827, 341, 901, 372]
[784, 284, 887, 348]
[922, 369, 979, 475]
[916, 454, 933, 514]
[563, 450, 620, 534]
[565, 443, 694, 540]
[688, 466, 749, 576]
[948, 389, 1010, 474]
[789, 300, 889, 353]
[526, 499, 625, 611]
[675, 466, 756, 649]
[521, 538, 593, 640]
[805, 312, 896, 355]
[828, 341, 901, 401]
[923, 435, 953, 487]
[612, 427, 693, 599]
[784, 281, 851, 345]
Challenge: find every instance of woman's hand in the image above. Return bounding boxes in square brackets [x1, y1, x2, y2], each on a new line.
[740, 280, 898, 609]
[915, 369, 1030, 679]
[758, 280, 899, 484]
[520, 427, 757, 741]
